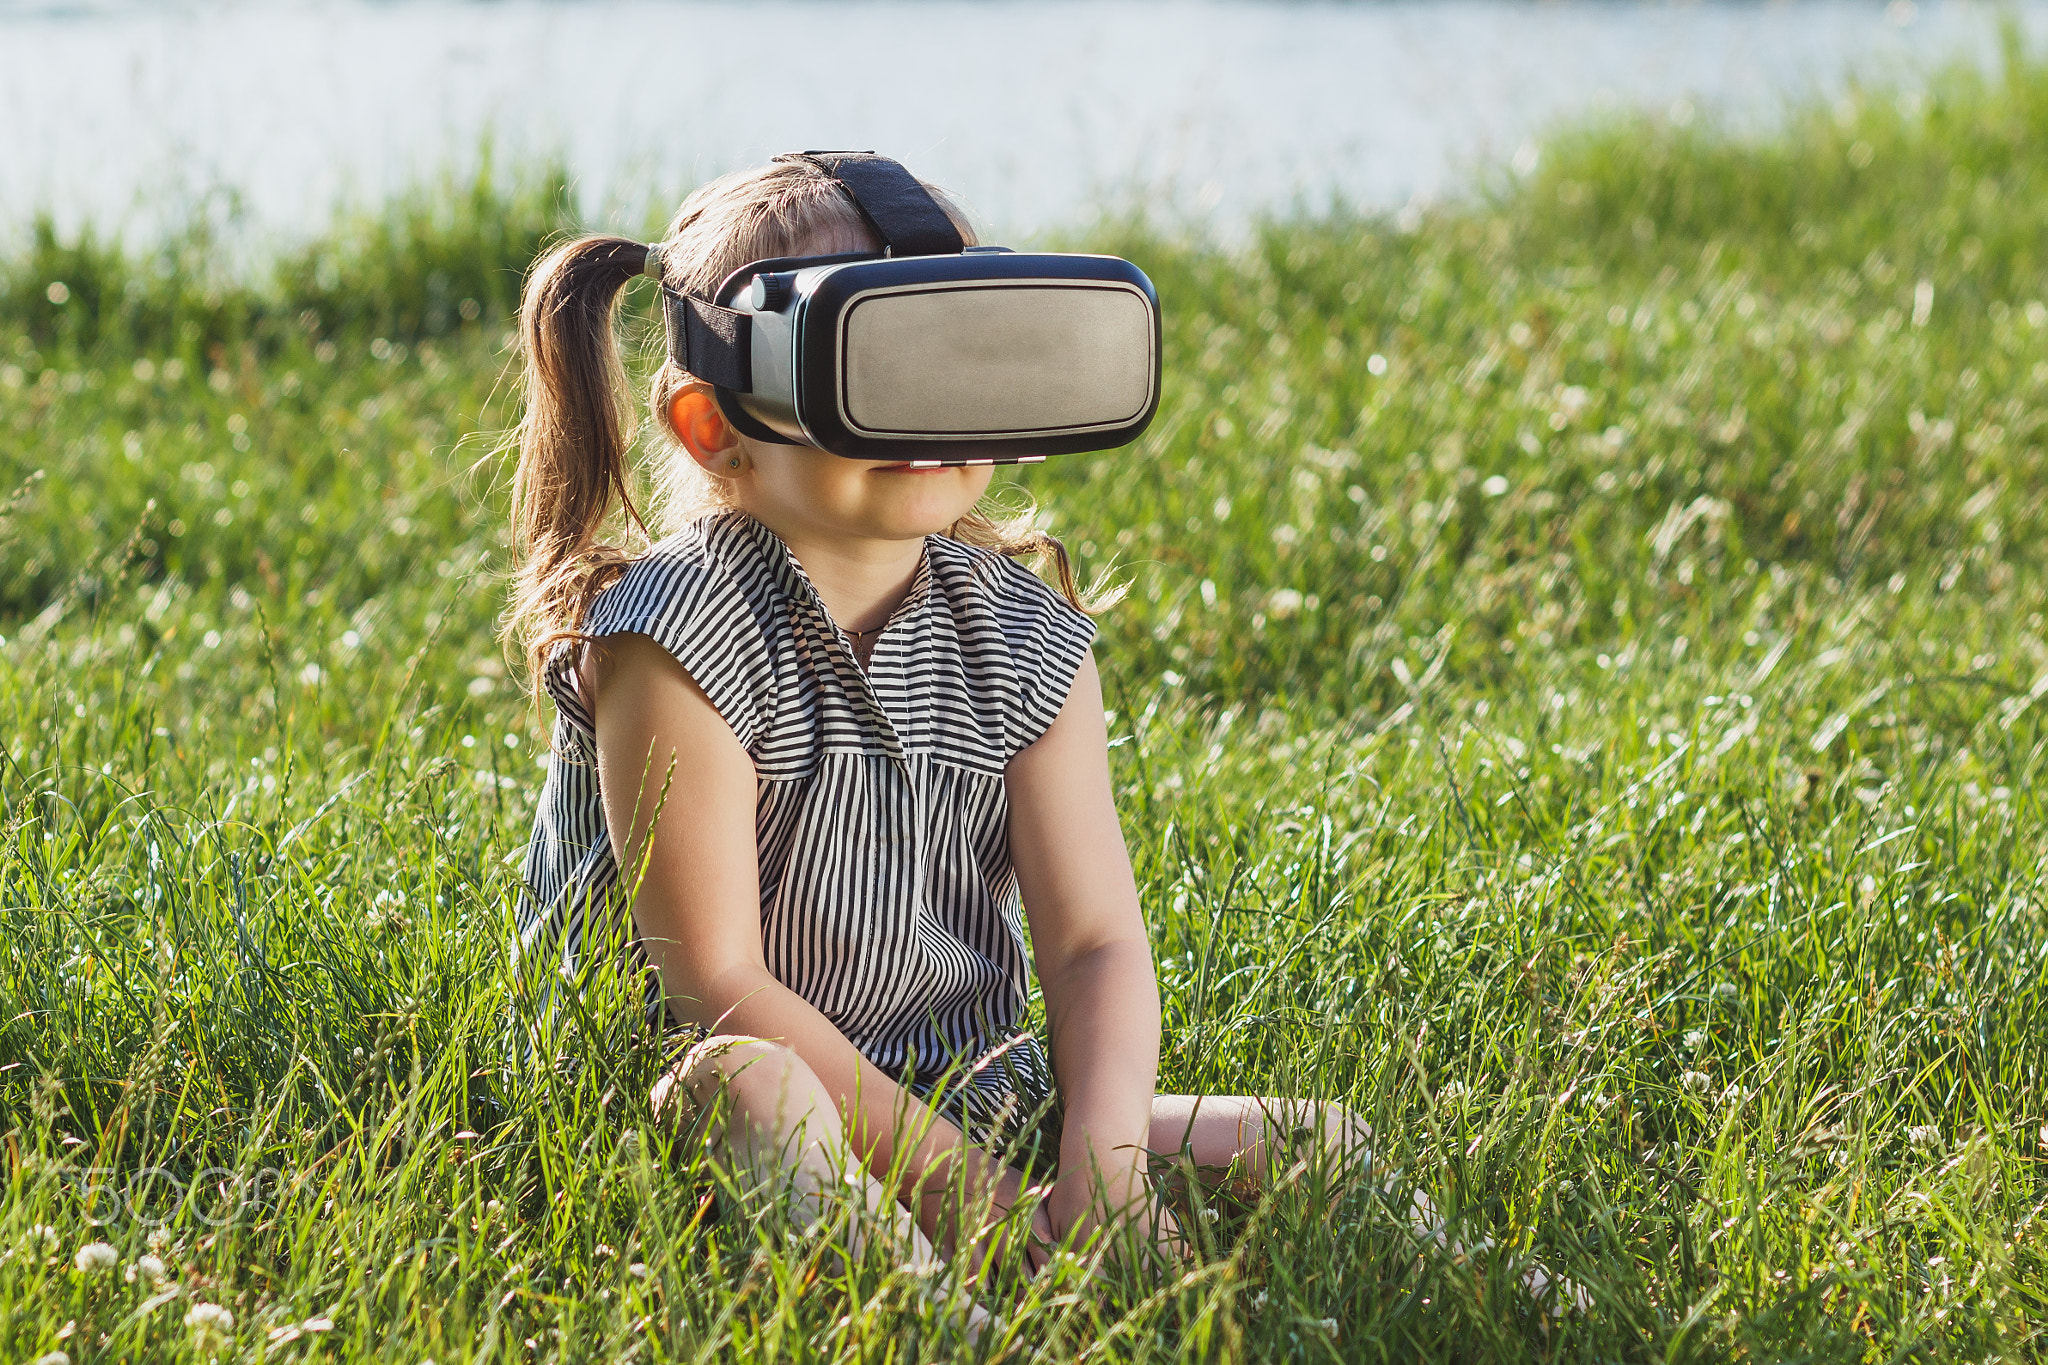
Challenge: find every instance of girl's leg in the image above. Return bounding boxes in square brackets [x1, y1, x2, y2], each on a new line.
[1148, 1093, 1374, 1187]
[1150, 1093, 1586, 1310]
[1149, 1094, 1438, 1240]
[656, 1036, 1003, 1333]
[654, 1034, 935, 1259]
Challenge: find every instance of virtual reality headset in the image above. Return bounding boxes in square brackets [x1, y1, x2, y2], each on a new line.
[657, 152, 1161, 465]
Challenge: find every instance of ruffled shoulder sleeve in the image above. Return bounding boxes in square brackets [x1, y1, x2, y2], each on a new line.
[539, 514, 779, 752]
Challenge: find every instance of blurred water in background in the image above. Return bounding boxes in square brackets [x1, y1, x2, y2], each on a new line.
[2, 0, 2042, 246]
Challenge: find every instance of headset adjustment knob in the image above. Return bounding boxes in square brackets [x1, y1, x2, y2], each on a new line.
[750, 273, 794, 312]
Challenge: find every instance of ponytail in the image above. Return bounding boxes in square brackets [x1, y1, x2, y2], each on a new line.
[504, 235, 651, 691]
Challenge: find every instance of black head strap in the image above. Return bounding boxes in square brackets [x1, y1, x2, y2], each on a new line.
[660, 288, 751, 392]
[794, 151, 965, 257]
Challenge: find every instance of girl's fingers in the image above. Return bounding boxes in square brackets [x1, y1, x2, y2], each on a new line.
[958, 1182, 1058, 1281]
[1155, 1196, 1197, 1261]
[1022, 1202, 1059, 1274]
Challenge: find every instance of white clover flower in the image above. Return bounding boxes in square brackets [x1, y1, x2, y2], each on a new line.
[32, 1350, 71, 1365]
[1721, 1084, 1748, 1106]
[1316, 1317, 1339, 1337]
[1683, 1029, 1708, 1051]
[627, 1262, 649, 1279]
[26, 1224, 61, 1255]
[1680, 1070, 1713, 1094]
[1199, 1208, 1220, 1223]
[1556, 1179, 1575, 1199]
[184, 1301, 234, 1340]
[74, 1241, 118, 1274]
[125, 1253, 168, 1285]
[365, 889, 414, 932]
[1248, 1289, 1268, 1311]
[146, 1227, 175, 1255]
[1907, 1124, 1942, 1152]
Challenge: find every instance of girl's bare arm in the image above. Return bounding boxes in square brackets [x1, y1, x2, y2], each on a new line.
[1005, 652, 1162, 1241]
[589, 632, 1014, 1233]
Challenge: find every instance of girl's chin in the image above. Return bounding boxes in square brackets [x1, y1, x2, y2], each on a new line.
[873, 495, 986, 537]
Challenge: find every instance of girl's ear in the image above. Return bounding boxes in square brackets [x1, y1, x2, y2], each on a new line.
[667, 385, 740, 471]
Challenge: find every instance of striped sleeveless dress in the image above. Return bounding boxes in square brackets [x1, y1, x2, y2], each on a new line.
[512, 509, 1097, 1146]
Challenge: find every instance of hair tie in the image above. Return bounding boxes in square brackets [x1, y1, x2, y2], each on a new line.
[641, 244, 664, 281]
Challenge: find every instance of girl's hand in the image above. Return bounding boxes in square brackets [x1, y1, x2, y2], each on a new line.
[1024, 1201, 1058, 1276]
[953, 1162, 1057, 1284]
[1043, 1158, 1186, 1270]
[1141, 1201, 1189, 1268]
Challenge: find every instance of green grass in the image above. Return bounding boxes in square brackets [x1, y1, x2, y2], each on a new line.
[5, 34, 2048, 1363]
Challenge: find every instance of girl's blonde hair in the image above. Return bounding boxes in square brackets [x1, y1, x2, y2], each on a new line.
[504, 156, 1110, 693]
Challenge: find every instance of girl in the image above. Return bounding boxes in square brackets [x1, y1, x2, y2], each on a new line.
[505, 155, 1369, 1279]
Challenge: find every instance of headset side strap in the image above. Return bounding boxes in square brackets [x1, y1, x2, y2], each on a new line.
[800, 151, 965, 257]
[661, 286, 752, 392]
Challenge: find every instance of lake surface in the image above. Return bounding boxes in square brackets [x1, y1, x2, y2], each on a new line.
[2, 0, 2042, 244]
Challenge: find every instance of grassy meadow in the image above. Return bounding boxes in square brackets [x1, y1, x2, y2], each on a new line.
[5, 36, 2048, 1364]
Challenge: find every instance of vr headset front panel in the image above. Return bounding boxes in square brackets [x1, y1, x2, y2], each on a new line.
[720, 252, 1161, 462]
[837, 280, 1156, 439]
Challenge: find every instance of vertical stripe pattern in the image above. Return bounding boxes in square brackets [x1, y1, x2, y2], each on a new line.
[512, 511, 1095, 1119]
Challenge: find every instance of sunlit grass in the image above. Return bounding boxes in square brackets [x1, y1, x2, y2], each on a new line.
[3, 37, 2047, 1365]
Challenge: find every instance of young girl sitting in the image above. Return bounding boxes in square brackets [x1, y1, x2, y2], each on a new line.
[505, 154, 1373, 1280]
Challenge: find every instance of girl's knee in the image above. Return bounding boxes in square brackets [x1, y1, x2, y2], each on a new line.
[1304, 1100, 1371, 1154]
[686, 1034, 802, 1082]
[1269, 1100, 1373, 1170]
[660, 1035, 838, 1143]
[1231, 1098, 1374, 1179]
[658, 1032, 774, 1117]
